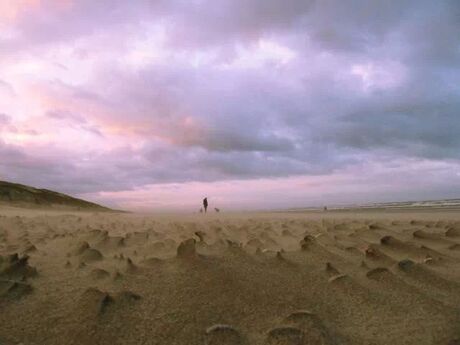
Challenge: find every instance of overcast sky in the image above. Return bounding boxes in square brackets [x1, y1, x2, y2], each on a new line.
[1, 0, 460, 211]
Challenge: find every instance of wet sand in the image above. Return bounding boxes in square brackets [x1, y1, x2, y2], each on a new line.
[1, 207, 460, 345]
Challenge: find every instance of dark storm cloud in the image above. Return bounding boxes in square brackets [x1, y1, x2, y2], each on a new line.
[324, 96, 460, 159]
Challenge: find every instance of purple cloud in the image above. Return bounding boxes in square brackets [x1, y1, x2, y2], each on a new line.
[0, 0, 459, 209]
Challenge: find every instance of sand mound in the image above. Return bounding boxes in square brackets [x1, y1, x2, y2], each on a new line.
[77, 287, 140, 320]
[95, 235, 125, 250]
[419, 245, 448, 261]
[282, 229, 293, 237]
[0, 279, 32, 299]
[0, 253, 37, 280]
[115, 290, 141, 303]
[80, 248, 103, 262]
[276, 251, 285, 261]
[225, 240, 247, 256]
[112, 270, 123, 281]
[177, 239, 197, 259]
[205, 324, 243, 345]
[410, 220, 423, 226]
[328, 274, 349, 284]
[194, 231, 206, 242]
[448, 244, 460, 251]
[344, 246, 362, 256]
[413, 230, 442, 240]
[149, 241, 167, 253]
[283, 310, 335, 344]
[0, 229, 7, 242]
[89, 268, 110, 280]
[300, 235, 316, 250]
[266, 326, 304, 345]
[141, 257, 163, 266]
[71, 241, 90, 256]
[125, 232, 149, 245]
[365, 245, 394, 263]
[78, 287, 114, 316]
[369, 223, 385, 230]
[396, 259, 460, 292]
[445, 227, 460, 237]
[366, 267, 391, 280]
[284, 310, 316, 324]
[398, 259, 415, 272]
[245, 238, 264, 251]
[164, 238, 177, 249]
[260, 232, 278, 249]
[22, 244, 37, 254]
[86, 229, 108, 240]
[114, 253, 124, 260]
[325, 262, 340, 276]
[380, 235, 402, 246]
[122, 257, 139, 274]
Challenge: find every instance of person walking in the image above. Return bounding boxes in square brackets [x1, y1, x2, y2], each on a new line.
[203, 197, 208, 213]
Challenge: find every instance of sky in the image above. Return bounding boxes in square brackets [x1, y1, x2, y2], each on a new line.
[1, 0, 460, 211]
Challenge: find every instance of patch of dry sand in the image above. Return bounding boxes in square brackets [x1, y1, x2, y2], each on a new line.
[1, 208, 460, 344]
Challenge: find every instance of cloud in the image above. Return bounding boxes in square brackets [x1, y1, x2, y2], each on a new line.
[0, 0, 459, 209]
[0, 79, 16, 97]
[0, 113, 11, 125]
[86, 158, 460, 211]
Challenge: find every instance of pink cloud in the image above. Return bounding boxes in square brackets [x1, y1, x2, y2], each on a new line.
[1, 1, 459, 210]
[0, 0, 40, 23]
[84, 159, 460, 211]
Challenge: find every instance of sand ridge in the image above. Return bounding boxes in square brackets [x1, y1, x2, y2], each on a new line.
[1, 209, 460, 344]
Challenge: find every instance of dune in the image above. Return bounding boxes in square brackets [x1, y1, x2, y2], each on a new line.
[0, 208, 460, 344]
[0, 180, 112, 211]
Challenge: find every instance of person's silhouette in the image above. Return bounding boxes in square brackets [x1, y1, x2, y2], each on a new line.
[203, 197, 208, 213]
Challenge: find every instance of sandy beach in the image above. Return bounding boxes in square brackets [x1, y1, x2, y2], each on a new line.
[2, 0, 459, 343]
[1, 207, 460, 345]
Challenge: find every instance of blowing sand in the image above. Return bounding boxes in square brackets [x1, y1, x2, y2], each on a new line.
[1, 207, 460, 345]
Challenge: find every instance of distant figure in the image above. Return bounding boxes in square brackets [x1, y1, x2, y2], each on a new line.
[215, 208, 220, 213]
[324, 206, 328, 211]
[203, 197, 208, 213]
